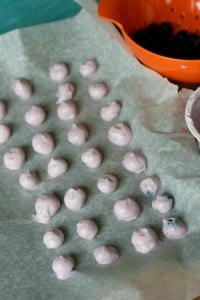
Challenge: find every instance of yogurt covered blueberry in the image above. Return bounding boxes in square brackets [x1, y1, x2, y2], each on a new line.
[122, 151, 147, 174]
[49, 63, 69, 81]
[12, 78, 33, 100]
[25, 106, 46, 126]
[3, 147, 26, 170]
[100, 101, 121, 121]
[162, 217, 187, 239]
[108, 123, 132, 146]
[88, 83, 108, 100]
[131, 227, 159, 254]
[97, 174, 118, 194]
[114, 198, 140, 221]
[80, 59, 97, 77]
[67, 124, 89, 145]
[52, 255, 74, 280]
[94, 246, 119, 265]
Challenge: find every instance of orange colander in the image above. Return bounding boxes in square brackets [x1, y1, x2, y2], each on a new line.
[98, 0, 200, 83]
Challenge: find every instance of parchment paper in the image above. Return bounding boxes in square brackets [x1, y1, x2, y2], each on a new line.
[0, 7, 200, 300]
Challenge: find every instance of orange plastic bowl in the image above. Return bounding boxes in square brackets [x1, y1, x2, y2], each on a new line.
[98, 0, 200, 83]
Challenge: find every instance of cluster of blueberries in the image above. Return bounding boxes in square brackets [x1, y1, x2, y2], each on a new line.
[132, 22, 200, 59]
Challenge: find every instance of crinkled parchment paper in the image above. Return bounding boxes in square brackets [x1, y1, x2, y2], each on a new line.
[0, 5, 200, 300]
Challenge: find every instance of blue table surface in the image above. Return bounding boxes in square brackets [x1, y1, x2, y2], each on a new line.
[0, 0, 82, 34]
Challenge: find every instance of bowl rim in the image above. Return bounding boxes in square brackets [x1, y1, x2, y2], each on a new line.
[185, 87, 200, 141]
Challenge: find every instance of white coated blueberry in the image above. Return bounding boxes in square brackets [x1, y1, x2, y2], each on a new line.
[52, 255, 74, 280]
[162, 217, 187, 239]
[57, 82, 75, 103]
[81, 148, 102, 168]
[80, 59, 97, 77]
[114, 198, 140, 221]
[33, 193, 60, 224]
[43, 228, 64, 249]
[3, 147, 25, 170]
[100, 101, 121, 121]
[97, 174, 118, 194]
[64, 188, 86, 211]
[152, 194, 174, 214]
[131, 227, 159, 254]
[93, 246, 119, 265]
[88, 83, 108, 100]
[57, 101, 78, 121]
[32, 132, 55, 154]
[122, 151, 147, 174]
[49, 63, 69, 81]
[108, 123, 133, 146]
[140, 176, 161, 197]
[67, 124, 89, 145]
[47, 158, 68, 178]
[25, 106, 46, 126]
[12, 78, 33, 100]
[0, 101, 6, 120]
[19, 170, 39, 189]
[0, 125, 11, 144]
[76, 219, 98, 240]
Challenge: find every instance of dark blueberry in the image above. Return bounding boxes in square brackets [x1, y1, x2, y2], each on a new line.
[133, 29, 153, 49]
[182, 44, 191, 58]
[147, 23, 161, 37]
[133, 29, 146, 41]
[159, 22, 173, 36]
[174, 30, 188, 43]
[133, 29, 148, 45]
[187, 33, 199, 45]
[193, 37, 200, 48]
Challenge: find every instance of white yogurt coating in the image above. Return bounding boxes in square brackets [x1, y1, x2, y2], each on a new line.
[88, 83, 108, 100]
[162, 217, 187, 239]
[57, 82, 75, 103]
[19, 170, 39, 189]
[76, 219, 98, 240]
[57, 101, 78, 121]
[100, 101, 121, 121]
[114, 198, 140, 221]
[152, 194, 174, 214]
[47, 158, 68, 178]
[52, 255, 74, 280]
[49, 63, 69, 81]
[108, 123, 133, 146]
[12, 78, 33, 100]
[122, 151, 147, 174]
[67, 124, 89, 145]
[33, 193, 60, 224]
[25, 106, 46, 126]
[0, 101, 6, 120]
[131, 227, 159, 254]
[43, 228, 64, 249]
[97, 174, 118, 194]
[3, 147, 25, 170]
[80, 59, 97, 77]
[64, 188, 86, 211]
[140, 176, 161, 197]
[93, 246, 119, 265]
[81, 148, 102, 168]
[32, 132, 55, 154]
[0, 125, 11, 144]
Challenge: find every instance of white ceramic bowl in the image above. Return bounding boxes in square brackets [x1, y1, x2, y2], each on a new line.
[185, 87, 200, 149]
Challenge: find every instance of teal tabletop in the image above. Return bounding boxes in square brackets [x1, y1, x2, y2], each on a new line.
[0, 0, 81, 34]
